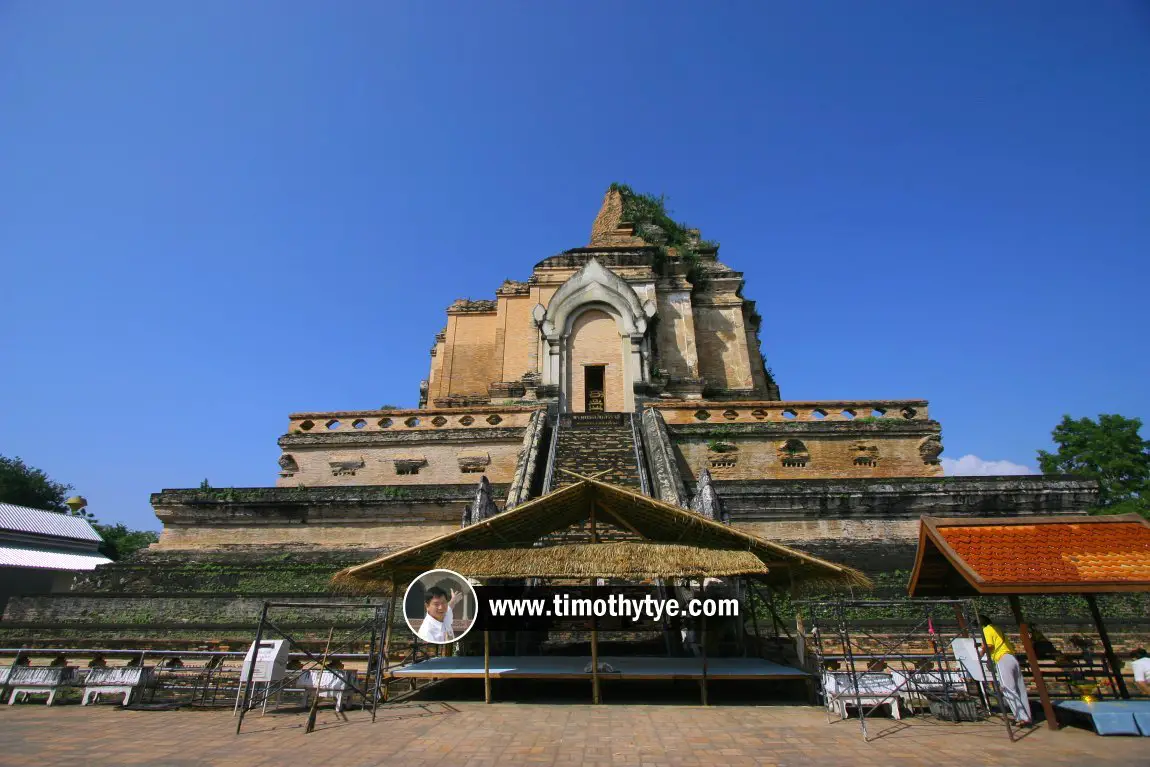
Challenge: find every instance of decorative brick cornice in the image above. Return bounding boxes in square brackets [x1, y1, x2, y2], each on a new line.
[278, 427, 525, 448]
[151, 482, 508, 507]
[669, 421, 943, 437]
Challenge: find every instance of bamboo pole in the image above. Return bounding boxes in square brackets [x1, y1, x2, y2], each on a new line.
[235, 602, 268, 734]
[484, 630, 492, 704]
[1085, 594, 1129, 699]
[305, 627, 335, 734]
[1008, 596, 1058, 730]
[700, 613, 709, 706]
[371, 604, 386, 722]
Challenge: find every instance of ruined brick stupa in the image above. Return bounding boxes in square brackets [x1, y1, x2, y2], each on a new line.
[0, 187, 1096, 647]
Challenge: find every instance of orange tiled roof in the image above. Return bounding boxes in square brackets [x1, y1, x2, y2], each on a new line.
[936, 521, 1150, 585]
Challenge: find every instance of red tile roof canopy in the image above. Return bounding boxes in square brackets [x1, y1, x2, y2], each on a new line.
[907, 514, 1150, 597]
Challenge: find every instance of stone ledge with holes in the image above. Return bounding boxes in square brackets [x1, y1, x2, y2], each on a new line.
[288, 408, 536, 435]
[654, 400, 930, 424]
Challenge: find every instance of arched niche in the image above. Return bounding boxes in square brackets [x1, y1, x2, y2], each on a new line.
[535, 258, 656, 412]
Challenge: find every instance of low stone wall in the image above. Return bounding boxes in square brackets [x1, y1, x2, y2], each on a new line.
[0, 592, 387, 651]
[151, 483, 506, 551]
[1, 594, 370, 627]
[713, 475, 1098, 571]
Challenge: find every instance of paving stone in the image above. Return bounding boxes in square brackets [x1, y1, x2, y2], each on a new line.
[0, 702, 1144, 766]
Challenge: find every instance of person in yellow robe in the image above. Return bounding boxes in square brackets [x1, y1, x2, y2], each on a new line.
[979, 614, 1032, 725]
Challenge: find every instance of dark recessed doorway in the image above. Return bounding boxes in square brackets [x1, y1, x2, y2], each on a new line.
[585, 365, 605, 412]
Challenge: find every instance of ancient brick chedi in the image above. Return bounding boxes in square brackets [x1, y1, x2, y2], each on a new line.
[0, 187, 1097, 648]
[148, 186, 1097, 562]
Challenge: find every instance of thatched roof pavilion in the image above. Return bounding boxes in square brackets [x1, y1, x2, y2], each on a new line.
[332, 476, 869, 593]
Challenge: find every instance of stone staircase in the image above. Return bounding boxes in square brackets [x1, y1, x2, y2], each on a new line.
[551, 412, 644, 490]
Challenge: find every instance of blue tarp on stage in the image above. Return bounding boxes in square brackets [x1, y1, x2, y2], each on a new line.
[1056, 700, 1150, 736]
[389, 655, 808, 680]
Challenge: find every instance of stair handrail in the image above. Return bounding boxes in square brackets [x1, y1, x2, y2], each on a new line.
[542, 412, 561, 494]
[630, 410, 652, 497]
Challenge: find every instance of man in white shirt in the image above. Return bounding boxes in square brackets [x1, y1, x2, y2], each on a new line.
[1132, 648, 1150, 696]
[416, 586, 463, 644]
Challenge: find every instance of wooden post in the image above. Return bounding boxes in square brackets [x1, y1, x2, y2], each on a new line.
[700, 613, 709, 706]
[1085, 594, 1129, 699]
[747, 578, 762, 658]
[483, 630, 492, 703]
[590, 577, 600, 704]
[953, 604, 968, 632]
[789, 569, 806, 667]
[305, 627, 335, 734]
[1008, 596, 1058, 730]
[766, 583, 782, 637]
[380, 582, 398, 703]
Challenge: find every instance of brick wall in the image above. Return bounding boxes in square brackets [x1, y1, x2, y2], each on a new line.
[442, 311, 501, 397]
[155, 519, 459, 551]
[654, 288, 699, 377]
[498, 295, 540, 386]
[568, 309, 627, 413]
[280, 440, 522, 486]
[675, 433, 941, 480]
[693, 303, 754, 390]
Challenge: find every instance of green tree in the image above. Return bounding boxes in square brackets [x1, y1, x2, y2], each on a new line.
[1037, 414, 1150, 517]
[94, 523, 160, 561]
[0, 454, 159, 558]
[0, 455, 73, 513]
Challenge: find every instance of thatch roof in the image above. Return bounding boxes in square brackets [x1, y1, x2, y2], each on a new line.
[442, 542, 767, 581]
[331, 476, 869, 594]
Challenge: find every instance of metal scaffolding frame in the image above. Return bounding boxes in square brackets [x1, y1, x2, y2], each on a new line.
[801, 598, 1017, 743]
[234, 600, 389, 735]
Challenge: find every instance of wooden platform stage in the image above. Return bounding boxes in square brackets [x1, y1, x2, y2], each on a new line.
[387, 656, 809, 681]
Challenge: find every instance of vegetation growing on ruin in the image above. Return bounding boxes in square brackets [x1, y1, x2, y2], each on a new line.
[609, 182, 715, 290]
[747, 570, 1150, 626]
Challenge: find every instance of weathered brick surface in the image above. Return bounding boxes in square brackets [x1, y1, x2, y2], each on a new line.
[693, 302, 754, 390]
[148, 485, 505, 551]
[675, 432, 941, 480]
[715, 475, 1099, 571]
[441, 310, 501, 398]
[496, 295, 540, 389]
[156, 519, 460, 550]
[422, 190, 778, 413]
[553, 413, 641, 488]
[567, 309, 626, 413]
[654, 288, 699, 378]
[279, 441, 522, 487]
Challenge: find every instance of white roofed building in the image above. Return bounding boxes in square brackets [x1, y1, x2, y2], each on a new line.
[0, 502, 111, 612]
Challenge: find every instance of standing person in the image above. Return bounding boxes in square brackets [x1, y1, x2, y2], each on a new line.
[979, 614, 1033, 726]
[1131, 648, 1150, 696]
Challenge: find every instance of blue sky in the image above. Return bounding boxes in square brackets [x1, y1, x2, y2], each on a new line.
[2, 2, 1148, 531]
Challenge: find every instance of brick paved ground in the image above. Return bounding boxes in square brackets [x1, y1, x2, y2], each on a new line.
[0, 701, 1143, 767]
